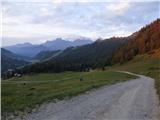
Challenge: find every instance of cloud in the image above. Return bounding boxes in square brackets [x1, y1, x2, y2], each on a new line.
[1, 1, 159, 46]
[3, 0, 158, 2]
[105, 2, 131, 15]
[40, 7, 53, 16]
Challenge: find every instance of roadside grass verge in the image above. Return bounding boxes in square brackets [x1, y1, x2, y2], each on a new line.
[110, 48, 160, 100]
[2, 70, 136, 116]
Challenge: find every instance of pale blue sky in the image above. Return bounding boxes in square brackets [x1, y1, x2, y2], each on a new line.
[1, 0, 159, 46]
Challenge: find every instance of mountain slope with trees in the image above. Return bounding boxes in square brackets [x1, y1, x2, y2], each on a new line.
[112, 19, 160, 64]
[33, 50, 61, 61]
[22, 37, 127, 73]
[1, 48, 29, 73]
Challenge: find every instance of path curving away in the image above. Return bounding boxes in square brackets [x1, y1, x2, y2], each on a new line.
[19, 71, 160, 120]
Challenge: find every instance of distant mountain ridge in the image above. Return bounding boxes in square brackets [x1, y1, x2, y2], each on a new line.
[4, 37, 93, 57]
[4, 44, 47, 58]
[43, 38, 92, 50]
[22, 37, 128, 73]
[1, 48, 29, 73]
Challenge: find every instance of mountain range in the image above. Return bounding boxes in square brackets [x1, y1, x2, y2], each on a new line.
[2, 19, 160, 76]
[21, 19, 160, 74]
[24, 37, 127, 72]
[4, 37, 93, 57]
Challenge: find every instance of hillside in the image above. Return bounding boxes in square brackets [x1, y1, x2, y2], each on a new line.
[112, 19, 160, 63]
[111, 19, 160, 99]
[51, 37, 127, 67]
[111, 48, 160, 99]
[1, 48, 29, 73]
[33, 50, 61, 61]
[22, 37, 127, 73]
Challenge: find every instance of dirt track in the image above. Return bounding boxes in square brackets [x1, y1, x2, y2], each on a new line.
[19, 72, 160, 120]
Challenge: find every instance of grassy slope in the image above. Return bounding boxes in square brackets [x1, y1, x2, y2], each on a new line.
[111, 48, 160, 99]
[2, 70, 136, 115]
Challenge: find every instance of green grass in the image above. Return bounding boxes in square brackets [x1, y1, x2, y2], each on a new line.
[7, 72, 80, 81]
[110, 50, 160, 100]
[2, 70, 136, 115]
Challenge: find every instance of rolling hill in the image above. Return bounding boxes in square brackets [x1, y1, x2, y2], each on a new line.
[1, 48, 29, 73]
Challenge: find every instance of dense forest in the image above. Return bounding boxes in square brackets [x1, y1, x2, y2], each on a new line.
[112, 19, 160, 64]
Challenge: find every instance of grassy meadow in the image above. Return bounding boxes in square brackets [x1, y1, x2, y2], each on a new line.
[2, 48, 159, 117]
[2, 70, 136, 115]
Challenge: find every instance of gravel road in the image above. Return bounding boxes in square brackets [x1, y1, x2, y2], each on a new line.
[21, 72, 160, 120]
